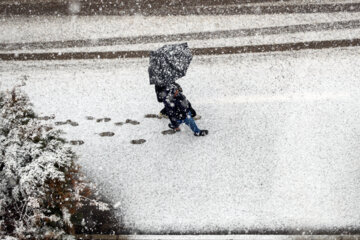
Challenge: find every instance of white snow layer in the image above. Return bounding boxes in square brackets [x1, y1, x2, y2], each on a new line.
[2, 28, 360, 54]
[1, 46, 360, 232]
[1, 12, 360, 44]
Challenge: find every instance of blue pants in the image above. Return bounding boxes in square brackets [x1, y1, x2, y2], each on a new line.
[177, 112, 200, 133]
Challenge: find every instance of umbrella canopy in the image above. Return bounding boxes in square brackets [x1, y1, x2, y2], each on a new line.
[148, 43, 192, 86]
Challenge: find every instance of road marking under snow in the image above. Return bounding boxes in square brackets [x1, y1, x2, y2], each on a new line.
[1, 0, 360, 16]
[2, 38, 360, 61]
[2, 19, 360, 51]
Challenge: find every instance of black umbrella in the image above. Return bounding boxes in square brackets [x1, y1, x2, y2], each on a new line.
[148, 43, 192, 86]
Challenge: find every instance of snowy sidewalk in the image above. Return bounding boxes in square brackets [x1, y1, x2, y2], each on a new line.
[2, 46, 360, 233]
[2, 8, 360, 234]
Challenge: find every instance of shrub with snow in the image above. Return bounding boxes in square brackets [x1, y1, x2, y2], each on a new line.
[0, 88, 107, 239]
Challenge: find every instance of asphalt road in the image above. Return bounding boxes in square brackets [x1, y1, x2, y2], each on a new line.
[1, 0, 360, 16]
[1, 38, 360, 61]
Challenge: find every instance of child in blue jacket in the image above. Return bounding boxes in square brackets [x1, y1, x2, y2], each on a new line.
[162, 83, 208, 137]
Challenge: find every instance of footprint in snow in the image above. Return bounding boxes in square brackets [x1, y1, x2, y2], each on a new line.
[68, 121, 79, 126]
[144, 114, 162, 119]
[131, 139, 146, 144]
[55, 119, 79, 126]
[70, 140, 85, 145]
[55, 121, 67, 125]
[99, 132, 115, 137]
[161, 129, 179, 135]
[37, 115, 55, 121]
[125, 119, 140, 125]
[96, 118, 111, 123]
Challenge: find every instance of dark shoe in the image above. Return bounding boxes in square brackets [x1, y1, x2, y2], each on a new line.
[168, 123, 180, 132]
[194, 130, 208, 136]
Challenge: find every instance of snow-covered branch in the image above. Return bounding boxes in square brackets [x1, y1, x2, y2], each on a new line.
[0, 87, 109, 240]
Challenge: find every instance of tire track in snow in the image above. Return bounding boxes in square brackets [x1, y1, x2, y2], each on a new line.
[1, 38, 360, 61]
[2, 19, 360, 51]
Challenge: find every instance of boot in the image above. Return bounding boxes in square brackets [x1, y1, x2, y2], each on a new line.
[194, 130, 208, 136]
[168, 123, 180, 132]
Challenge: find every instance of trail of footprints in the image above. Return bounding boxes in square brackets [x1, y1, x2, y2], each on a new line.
[87, 117, 143, 144]
[38, 113, 201, 145]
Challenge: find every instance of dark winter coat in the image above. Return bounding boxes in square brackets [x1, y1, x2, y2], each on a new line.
[156, 83, 196, 118]
[160, 102, 196, 118]
[155, 85, 167, 103]
[163, 85, 193, 127]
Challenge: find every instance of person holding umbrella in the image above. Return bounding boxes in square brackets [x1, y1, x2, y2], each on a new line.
[148, 43, 208, 136]
[162, 83, 208, 136]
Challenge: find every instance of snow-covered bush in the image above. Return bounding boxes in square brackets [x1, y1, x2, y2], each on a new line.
[0, 88, 107, 239]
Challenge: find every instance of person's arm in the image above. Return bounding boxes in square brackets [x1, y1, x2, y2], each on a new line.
[175, 91, 190, 117]
[188, 102, 197, 117]
[155, 85, 166, 102]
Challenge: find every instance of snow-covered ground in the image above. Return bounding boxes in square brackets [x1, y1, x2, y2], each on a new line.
[2, 10, 360, 233]
[2, 27, 360, 54]
[1, 12, 360, 46]
[2, 46, 360, 232]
